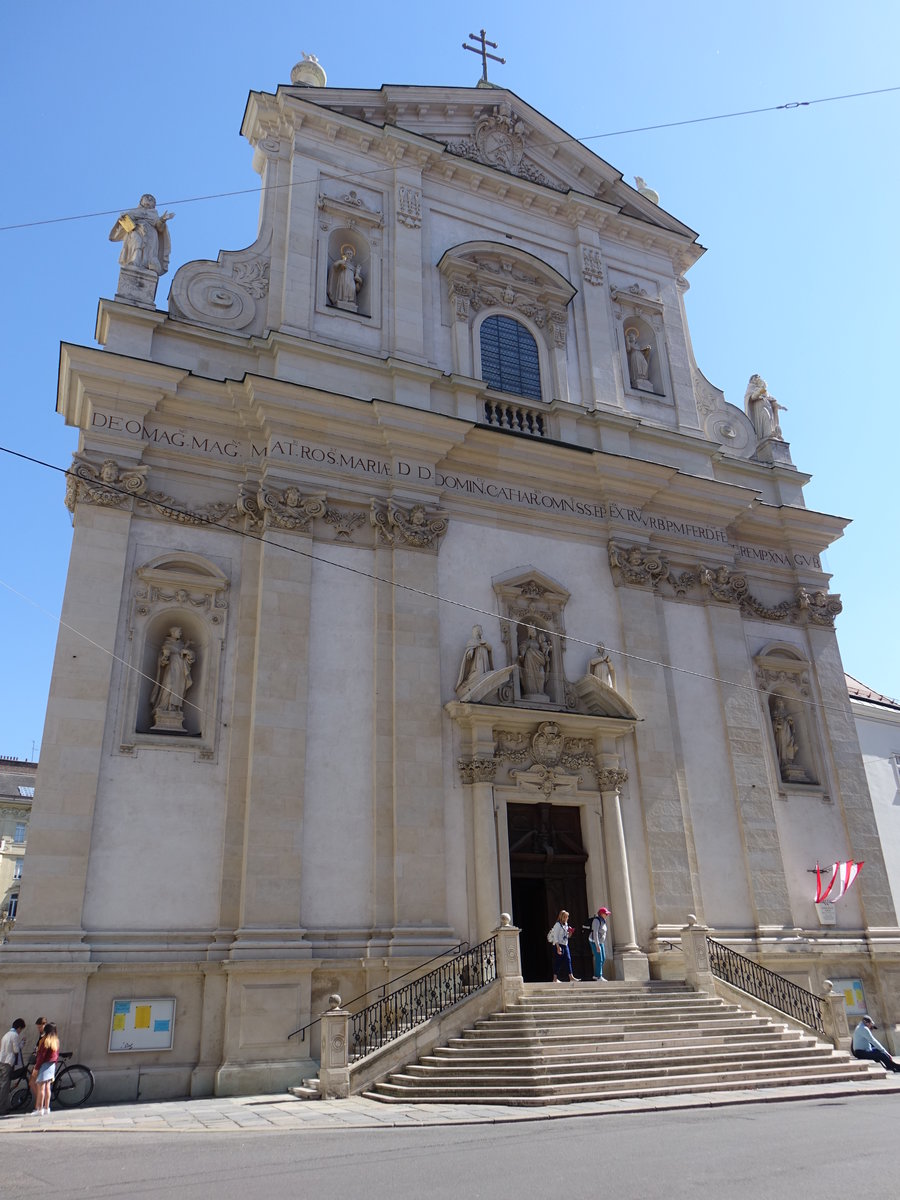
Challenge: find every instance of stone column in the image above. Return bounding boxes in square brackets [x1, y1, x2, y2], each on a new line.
[318, 995, 350, 1099]
[459, 731, 501, 942]
[598, 767, 649, 980]
[494, 913, 523, 1009]
[681, 915, 715, 990]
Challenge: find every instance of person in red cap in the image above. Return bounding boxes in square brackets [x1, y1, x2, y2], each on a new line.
[590, 907, 611, 981]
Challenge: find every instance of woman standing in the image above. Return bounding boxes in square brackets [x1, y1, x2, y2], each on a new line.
[590, 907, 611, 981]
[549, 910, 578, 983]
[31, 1022, 59, 1116]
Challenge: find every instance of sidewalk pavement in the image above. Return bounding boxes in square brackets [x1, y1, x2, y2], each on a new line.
[3, 1076, 900, 1134]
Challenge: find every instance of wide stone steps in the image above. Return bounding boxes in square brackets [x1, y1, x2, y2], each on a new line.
[364, 980, 883, 1105]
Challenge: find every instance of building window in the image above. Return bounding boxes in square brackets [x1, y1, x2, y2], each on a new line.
[14, 823, 25, 844]
[479, 315, 542, 401]
[13, 860, 22, 880]
[18, 786, 34, 798]
[7, 894, 18, 920]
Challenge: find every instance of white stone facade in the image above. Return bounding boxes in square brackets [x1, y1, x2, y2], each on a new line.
[3, 72, 898, 1101]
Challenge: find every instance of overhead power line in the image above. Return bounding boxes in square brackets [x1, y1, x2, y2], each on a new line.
[0, 442, 858, 724]
[1, 82, 897, 233]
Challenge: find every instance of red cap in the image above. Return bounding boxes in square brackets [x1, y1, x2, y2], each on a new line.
[597, 907, 611, 915]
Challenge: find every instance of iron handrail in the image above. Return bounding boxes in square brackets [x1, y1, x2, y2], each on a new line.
[349, 936, 497, 1063]
[287, 939, 469, 1041]
[706, 936, 825, 1036]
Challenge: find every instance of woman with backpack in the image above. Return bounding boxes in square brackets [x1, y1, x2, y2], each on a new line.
[548, 910, 578, 983]
[590, 906, 611, 981]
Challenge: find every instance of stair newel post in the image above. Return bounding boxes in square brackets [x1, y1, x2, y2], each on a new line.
[681, 915, 715, 991]
[820, 980, 850, 1049]
[598, 765, 649, 981]
[318, 994, 350, 1099]
[494, 912, 524, 1009]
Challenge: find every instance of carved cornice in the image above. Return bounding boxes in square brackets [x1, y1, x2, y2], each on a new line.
[608, 541, 842, 628]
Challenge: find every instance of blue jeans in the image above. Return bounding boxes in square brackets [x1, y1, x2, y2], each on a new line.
[552, 944, 573, 979]
[591, 942, 606, 979]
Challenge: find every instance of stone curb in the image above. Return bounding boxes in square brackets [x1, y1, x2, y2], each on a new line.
[3, 1077, 900, 1134]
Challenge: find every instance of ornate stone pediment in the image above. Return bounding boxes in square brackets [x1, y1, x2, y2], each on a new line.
[437, 241, 575, 345]
[437, 102, 568, 192]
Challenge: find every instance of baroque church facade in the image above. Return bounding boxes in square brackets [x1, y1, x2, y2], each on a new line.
[4, 54, 898, 1099]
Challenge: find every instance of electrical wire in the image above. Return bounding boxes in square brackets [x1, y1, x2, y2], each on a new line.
[1, 82, 897, 233]
[0, 442, 867, 723]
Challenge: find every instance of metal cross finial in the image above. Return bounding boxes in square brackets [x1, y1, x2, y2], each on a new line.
[462, 29, 506, 84]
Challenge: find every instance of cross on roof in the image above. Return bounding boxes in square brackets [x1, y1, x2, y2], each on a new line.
[462, 29, 506, 85]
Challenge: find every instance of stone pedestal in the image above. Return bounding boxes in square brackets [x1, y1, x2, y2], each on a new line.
[115, 265, 160, 307]
[494, 914, 523, 1008]
[318, 996, 350, 1099]
[681, 915, 714, 990]
[151, 708, 187, 733]
[820, 980, 850, 1049]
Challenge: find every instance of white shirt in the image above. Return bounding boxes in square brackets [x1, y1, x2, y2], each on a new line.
[549, 921, 569, 947]
[0, 1027, 24, 1067]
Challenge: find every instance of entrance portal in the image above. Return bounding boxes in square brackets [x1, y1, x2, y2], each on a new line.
[507, 802, 590, 982]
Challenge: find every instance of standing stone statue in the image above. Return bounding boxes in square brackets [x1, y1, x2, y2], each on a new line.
[744, 374, 787, 443]
[518, 625, 550, 700]
[770, 697, 806, 781]
[625, 328, 653, 390]
[109, 194, 174, 276]
[150, 626, 196, 732]
[456, 625, 494, 692]
[588, 644, 617, 691]
[327, 244, 363, 310]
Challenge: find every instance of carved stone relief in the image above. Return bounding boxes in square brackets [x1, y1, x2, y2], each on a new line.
[438, 102, 567, 192]
[397, 185, 422, 228]
[369, 500, 448, 549]
[608, 541, 842, 628]
[65, 455, 148, 512]
[260, 485, 327, 531]
[458, 720, 629, 796]
[581, 247, 604, 285]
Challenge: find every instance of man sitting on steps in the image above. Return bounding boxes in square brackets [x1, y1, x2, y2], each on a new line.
[851, 1015, 900, 1072]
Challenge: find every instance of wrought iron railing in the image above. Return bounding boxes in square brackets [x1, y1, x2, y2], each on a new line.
[349, 936, 497, 1062]
[483, 400, 547, 438]
[707, 936, 824, 1036]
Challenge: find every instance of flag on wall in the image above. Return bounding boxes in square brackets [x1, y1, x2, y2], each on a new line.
[815, 860, 863, 904]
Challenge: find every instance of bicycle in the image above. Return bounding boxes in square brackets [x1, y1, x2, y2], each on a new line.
[7, 1052, 95, 1112]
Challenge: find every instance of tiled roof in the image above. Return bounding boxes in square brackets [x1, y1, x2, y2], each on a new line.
[846, 674, 900, 711]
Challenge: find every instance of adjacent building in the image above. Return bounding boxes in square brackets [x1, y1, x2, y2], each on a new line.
[3, 54, 898, 1100]
[0, 757, 35, 935]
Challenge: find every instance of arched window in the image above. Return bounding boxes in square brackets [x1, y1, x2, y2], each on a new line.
[479, 315, 542, 401]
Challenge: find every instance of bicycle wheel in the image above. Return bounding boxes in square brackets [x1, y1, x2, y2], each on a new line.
[8, 1084, 32, 1112]
[52, 1064, 94, 1107]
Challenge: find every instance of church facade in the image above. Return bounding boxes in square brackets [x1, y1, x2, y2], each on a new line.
[4, 56, 898, 1100]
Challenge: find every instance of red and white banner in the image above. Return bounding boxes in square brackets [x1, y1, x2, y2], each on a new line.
[815, 860, 863, 904]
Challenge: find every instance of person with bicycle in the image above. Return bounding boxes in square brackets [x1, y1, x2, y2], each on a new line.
[0, 1018, 26, 1114]
[31, 1023, 59, 1116]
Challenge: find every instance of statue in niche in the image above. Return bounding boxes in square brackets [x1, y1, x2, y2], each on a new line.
[327, 243, 363, 310]
[518, 625, 551, 700]
[588, 644, 617, 691]
[150, 626, 196, 732]
[625, 327, 654, 391]
[770, 697, 807, 782]
[456, 625, 494, 691]
[109, 194, 174, 276]
[744, 374, 787, 443]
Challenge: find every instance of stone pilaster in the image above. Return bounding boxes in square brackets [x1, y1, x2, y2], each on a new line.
[7, 503, 133, 954]
[392, 165, 425, 359]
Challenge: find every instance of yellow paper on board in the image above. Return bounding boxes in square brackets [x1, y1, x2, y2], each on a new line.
[134, 1005, 151, 1029]
[113, 1013, 126, 1031]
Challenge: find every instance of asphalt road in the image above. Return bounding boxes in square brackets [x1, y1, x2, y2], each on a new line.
[6, 1094, 897, 1200]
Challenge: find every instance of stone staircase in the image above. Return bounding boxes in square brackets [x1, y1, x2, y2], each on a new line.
[364, 980, 884, 1105]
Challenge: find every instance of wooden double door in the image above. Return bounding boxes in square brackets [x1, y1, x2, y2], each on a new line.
[507, 801, 591, 982]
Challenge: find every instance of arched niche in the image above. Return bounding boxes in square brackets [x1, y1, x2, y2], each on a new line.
[325, 228, 371, 317]
[118, 553, 229, 760]
[754, 644, 821, 789]
[621, 314, 664, 397]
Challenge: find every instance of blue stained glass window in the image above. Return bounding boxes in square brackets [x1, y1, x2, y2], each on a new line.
[479, 315, 542, 401]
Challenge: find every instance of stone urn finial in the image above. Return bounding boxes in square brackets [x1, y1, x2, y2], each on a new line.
[291, 52, 327, 87]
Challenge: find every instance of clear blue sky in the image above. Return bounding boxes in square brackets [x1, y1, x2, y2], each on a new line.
[2, 1, 898, 760]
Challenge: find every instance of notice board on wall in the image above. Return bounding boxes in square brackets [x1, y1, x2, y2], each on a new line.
[108, 997, 176, 1052]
